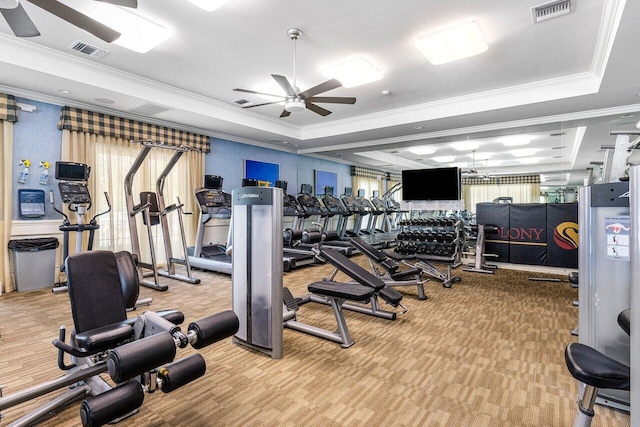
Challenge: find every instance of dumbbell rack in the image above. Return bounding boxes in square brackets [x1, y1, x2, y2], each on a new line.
[395, 218, 463, 267]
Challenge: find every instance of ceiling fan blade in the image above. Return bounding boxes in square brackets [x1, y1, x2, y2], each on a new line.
[307, 96, 356, 105]
[242, 101, 283, 108]
[298, 78, 342, 99]
[25, 0, 121, 43]
[271, 74, 297, 97]
[0, 3, 40, 37]
[305, 102, 332, 117]
[280, 110, 291, 118]
[233, 88, 285, 99]
[94, 0, 137, 7]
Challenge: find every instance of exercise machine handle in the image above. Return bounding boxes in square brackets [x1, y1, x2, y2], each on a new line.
[50, 190, 70, 225]
[91, 192, 112, 224]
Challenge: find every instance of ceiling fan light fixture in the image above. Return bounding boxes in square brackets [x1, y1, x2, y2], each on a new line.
[284, 98, 305, 113]
[415, 21, 488, 65]
[322, 57, 383, 88]
[186, 0, 231, 12]
[89, 4, 170, 53]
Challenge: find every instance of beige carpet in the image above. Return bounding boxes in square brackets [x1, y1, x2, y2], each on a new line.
[0, 256, 630, 426]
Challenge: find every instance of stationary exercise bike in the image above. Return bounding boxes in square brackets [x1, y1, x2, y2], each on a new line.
[50, 162, 112, 293]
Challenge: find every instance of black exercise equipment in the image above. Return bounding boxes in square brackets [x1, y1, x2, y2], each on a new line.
[565, 309, 630, 427]
[0, 250, 238, 426]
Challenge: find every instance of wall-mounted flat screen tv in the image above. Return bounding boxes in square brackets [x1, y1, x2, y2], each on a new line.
[401, 167, 461, 201]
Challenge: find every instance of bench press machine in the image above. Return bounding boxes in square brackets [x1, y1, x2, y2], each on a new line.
[0, 251, 238, 426]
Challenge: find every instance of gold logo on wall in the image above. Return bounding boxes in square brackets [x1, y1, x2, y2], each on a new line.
[553, 222, 579, 250]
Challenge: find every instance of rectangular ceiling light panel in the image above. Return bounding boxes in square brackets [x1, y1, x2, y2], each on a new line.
[89, 4, 170, 53]
[322, 57, 383, 88]
[186, 0, 231, 12]
[415, 21, 488, 65]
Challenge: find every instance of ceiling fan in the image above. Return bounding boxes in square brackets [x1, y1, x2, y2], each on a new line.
[0, 0, 137, 42]
[233, 28, 356, 118]
[463, 150, 491, 180]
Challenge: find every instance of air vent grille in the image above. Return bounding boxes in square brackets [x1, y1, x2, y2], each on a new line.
[233, 98, 252, 105]
[531, 0, 573, 23]
[128, 103, 169, 115]
[68, 41, 109, 59]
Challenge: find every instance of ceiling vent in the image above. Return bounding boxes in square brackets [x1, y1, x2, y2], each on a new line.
[128, 103, 169, 115]
[68, 41, 109, 59]
[531, 0, 573, 23]
[232, 98, 252, 106]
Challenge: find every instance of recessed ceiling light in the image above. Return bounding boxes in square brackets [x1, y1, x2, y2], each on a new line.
[518, 157, 541, 164]
[414, 126, 423, 130]
[322, 57, 383, 88]
[186, 0, 231, 12]
[433, 156, 456, 163]
[500, 135, 532, 146]
[510, 148, 536, 157]
[89, 4, 170, 53]
[451, 140, 479, 151]
[381, 90, 391, 96]
[58, 89, 72, 94]
[408, 146, 436, 155]
[414, 21, 488, 65]
[94, 98, 114, 104]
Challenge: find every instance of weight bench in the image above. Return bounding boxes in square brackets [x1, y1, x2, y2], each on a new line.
[310, 247, 406, 320]
[349, 237, 429, 299]
[0, 250, 238, 427]
[564, 309, 630, 427]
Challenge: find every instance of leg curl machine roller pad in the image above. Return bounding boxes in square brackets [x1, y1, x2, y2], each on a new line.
[80, 380, 144, 427]
[158, 354, 207, 393]
[107, 332, 177, 383]
[189, 310, 240, 349]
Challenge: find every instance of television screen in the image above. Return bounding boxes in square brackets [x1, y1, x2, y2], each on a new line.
[401, 167, 461, 201]
[275, 180, 288, 192]
[300, 184, 312, 195]
[55, 161, 90, 181]
[323, 186, 334, 196]
[372, 190, 379, 198]
[204, 175, 223, 190]
[315, 170, 337, 197]
[344, 187, 353, 196]
[357, 189, 365, 198]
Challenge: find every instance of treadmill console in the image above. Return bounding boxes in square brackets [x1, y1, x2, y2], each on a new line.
[58, 182, 91, 204]
[195, 189, 231, 215]
[340, 195, 364, 213]
[283, 194, 304, 217]
[297, 194, 327, 216]
[322, 195, 349, 215]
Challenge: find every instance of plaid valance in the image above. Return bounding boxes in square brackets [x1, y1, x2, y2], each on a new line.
[463, 175, 541, 185]
[58, 106, 210, 153]
[386, 172, 402, 181]
[351, 166, 385, 179]
[0, 94, 18, 122]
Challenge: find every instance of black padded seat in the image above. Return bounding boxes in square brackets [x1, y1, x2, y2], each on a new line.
[378, 287, 403, 306]
[319, 248, 385, 292]
[75, 322, 134, 353]
[618, 309, 630, 336]
[391, 268, 422, 280]
[568, 272, 579, 285]
[308, 281, 375, 302]
[565, 343, 630, 390]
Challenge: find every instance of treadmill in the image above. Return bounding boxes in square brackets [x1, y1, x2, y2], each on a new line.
[297, 185, 354, 256]
[318, 186, 358, 256]
[358, 190, 397, 247]
[187, 175, 234, 275]
[278, 181, 317, 269]
[340, 187, 387, 248]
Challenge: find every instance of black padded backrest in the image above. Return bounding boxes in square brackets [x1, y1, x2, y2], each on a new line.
[114, 251, 140, 310]
[140, 191, 160, 226]
[66, 251, 127, 334]
[320, 248, 385, 291]
[350, 237, 387, 263]
[618, 309, 631, 336]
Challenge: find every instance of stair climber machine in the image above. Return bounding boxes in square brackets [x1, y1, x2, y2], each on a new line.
[50, 161, 112, 293]
[296, 185, 354, 257]
[279, 181, 318, 269]
[187, 175, 234, 275]
[125, 141, 200, 292]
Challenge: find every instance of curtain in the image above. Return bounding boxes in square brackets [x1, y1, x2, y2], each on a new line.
[1, 121, 13, 293]
[462, 182, 541, 212]
[61, 130, 204, 264]
[352, 176, 382, 198]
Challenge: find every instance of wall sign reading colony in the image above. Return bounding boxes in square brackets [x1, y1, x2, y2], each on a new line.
[476, 202, 578, 268]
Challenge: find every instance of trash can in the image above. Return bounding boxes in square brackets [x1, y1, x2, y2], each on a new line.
[8, 237, 59, 291]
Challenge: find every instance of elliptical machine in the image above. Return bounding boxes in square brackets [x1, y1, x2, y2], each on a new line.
[50, 161, 111, 293]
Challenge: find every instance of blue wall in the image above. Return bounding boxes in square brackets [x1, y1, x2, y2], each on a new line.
[10, 99, 352, 219]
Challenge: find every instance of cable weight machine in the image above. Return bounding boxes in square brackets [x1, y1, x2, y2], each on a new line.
[125, 141, 200, 292]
